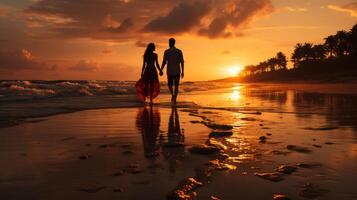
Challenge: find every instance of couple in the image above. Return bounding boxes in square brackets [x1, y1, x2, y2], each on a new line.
[141, 38, 184, 104]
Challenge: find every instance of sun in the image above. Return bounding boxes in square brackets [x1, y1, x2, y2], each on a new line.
[227, 65, 244, 77]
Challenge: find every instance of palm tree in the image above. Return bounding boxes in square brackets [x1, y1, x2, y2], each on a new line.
[267, 58, 277, 71]
[324, 31, 352, 58]
[302, 43, 314, 60]
[292, 43, 317, 67]
[335, 30, 351, 57]
[257, 61, 268, 73]
[351, 24, 357, 55]
[292, 43, 304, 67]
[324, 35, 337, 58]
[276, 52, 287, 70]
[312, 44, 327, 60]
[242, 65, 255, 76]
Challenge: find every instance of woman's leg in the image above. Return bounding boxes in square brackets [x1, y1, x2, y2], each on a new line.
[143, 82, 148, 100]
[149, 82, 154, 103]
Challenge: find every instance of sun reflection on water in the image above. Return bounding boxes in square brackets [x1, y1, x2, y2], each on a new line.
[231, 90, 240, 101]
[228, 154, 256, 163]
[230, 86, 242, 101]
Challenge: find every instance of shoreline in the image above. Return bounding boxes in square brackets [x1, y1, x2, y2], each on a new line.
[0, 95, 142, 128]
[219, 79, 357, 85]
[0, 94, 201, 129]
[228, 82, 357, 94]
[2, 82, 357, 129]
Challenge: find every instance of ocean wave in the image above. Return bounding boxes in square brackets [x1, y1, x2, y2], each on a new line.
[0, 80, 232, 101]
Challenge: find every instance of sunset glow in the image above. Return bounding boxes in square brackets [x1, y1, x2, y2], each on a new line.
[0, 0, 356, 80]
[227, 65, 244, 77]
[1, 1, 357, 198]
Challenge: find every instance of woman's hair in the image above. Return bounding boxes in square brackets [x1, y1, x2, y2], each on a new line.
[144, 43, 155, 60]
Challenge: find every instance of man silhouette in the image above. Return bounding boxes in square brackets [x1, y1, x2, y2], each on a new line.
[160, 38, 184, 103]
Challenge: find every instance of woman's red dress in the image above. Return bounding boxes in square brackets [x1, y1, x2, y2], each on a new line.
[135, 53, 160, 101]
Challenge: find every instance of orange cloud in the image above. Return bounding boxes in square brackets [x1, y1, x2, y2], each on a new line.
[0, 49, 57, 71]
[222, 50, 231, 55]
[199, 0, 273, 38]
[0, 4, 14, 18]
[106, 18, 134, 33]
[102, 49, 114, 54]
[135, 40, 147, 48]
[328, 2, 357, 17]
[23, 0, 274, 40]
[284, 7, 307, 12]
[68, 60, 99, 72]
[143, 1, 211, 34]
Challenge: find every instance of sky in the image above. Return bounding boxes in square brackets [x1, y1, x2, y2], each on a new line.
[0, 0, 356, 81]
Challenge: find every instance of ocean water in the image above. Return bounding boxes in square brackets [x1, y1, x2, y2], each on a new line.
[0, 80, 230, 101]
[1, 82, 357, 199]
[1, 81, 357, 130]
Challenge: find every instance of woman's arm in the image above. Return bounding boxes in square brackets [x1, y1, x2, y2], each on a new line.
[141, 57, 146, 77]
[155, 54, 161, 72]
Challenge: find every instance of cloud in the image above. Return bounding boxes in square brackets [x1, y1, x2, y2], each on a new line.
[284, 7, 307, 12]
[248, 25, 324, 31]
[21, 0, 274, 40]
[0, 49, 57, 70]
[143, 0, 273, 38]
[0, 4, 17, 18]
[198, 0, 273, 38]
[68, 60, 99, 72]
[134, 40, 165, 49]
[143, 1, 211, 34]
[24, 0, 134, 39]
[102, 49, 114, 54]
[328, 2, 357, 17]
[106, 17, 134, 33]
[222, 50, 231, 54]
[135, 40, 147, 48]
[198, 17, 232, 38]
[0, 7, 4, 17]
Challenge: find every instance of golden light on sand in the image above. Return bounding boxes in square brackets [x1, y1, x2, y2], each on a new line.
[227, 65, 244, 77]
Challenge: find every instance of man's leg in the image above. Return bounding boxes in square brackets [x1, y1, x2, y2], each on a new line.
[168, 76, 174, 101]
[174, 76, 180, 103]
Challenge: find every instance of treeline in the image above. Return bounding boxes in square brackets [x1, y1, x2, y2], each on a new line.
[242, 52, 287, 76]
[238, 23, 357, 82]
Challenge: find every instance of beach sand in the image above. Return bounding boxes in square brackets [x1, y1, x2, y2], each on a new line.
[1, 84, 357, 199]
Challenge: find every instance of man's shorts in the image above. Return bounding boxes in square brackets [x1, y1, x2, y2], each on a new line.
[168, 75, 180, 86]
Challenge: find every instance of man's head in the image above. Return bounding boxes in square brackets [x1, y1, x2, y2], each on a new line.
[169, 38, 175, 48]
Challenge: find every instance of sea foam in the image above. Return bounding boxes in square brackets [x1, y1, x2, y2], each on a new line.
[0, 80, 227, 101]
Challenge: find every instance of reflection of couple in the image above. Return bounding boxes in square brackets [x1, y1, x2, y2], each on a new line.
[136, 106, 184, 172]
[135, 106, 161, 158]
[164, 106, 185, 173]
[141, 38, 185, 104]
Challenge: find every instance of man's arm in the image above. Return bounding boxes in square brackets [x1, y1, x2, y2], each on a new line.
[180, 51, 184, 78]
[161, 51, 167, 71]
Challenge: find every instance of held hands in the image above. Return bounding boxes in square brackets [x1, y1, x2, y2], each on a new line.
[159, 70, 164, 76]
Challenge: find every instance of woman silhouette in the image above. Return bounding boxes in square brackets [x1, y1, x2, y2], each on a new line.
[141, 43, 162, 104]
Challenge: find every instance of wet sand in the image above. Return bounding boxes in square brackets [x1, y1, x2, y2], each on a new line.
[1, 84, 357, 199]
